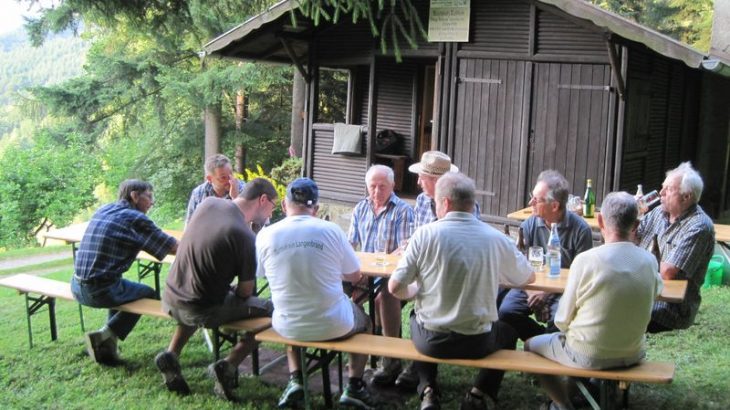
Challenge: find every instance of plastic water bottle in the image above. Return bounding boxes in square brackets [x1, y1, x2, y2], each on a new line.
[547, 224, 561, 278]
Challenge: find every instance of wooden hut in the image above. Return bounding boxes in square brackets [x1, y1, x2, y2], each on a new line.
[205, 0, 730, 222]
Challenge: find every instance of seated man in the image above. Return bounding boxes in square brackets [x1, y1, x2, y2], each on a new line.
[389, 172, 535, 410]
[525, 192, 663, 410]
[185, 153, 245, 226]
[71, 179, 178, 365]
[257, 178, 375, 410]
[499, 170, 592, 341]
[155, 179, 277, 401]
[348, 164, 414, 385]
[637, 162, 715, 333]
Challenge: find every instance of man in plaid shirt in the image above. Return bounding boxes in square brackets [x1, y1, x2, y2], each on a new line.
[348, 165, 414, 386]
[71, 179, 178, 365]
[638, 162, 715, 332]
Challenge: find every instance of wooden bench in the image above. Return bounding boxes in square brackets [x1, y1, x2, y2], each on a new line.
[0, 274, 271, 374]
[256, 328, 674, 410]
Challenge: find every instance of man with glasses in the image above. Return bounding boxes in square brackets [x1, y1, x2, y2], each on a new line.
[637, 162, 714, 333]
[499, 170, 593, 341]
[155, 178, 277, 401]
[71, 179, 178, 365]
[185, 154, 246, 226]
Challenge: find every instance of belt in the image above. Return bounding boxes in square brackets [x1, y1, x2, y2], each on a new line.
[73, 275, 116, 285]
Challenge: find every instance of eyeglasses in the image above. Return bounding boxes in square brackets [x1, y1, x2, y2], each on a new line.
[528, 192, 550, 204]
[263, 195, 277, 207]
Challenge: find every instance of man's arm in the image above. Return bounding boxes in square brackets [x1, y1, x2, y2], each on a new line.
[229, 177, 242, 199]
[342, 269, 363, 284]
[388, 277, 419, 300]
[659, 262, 682, 280]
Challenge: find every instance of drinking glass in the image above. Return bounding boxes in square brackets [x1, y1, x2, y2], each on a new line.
[528, 246, 544, 272]
[374, 234, 389, 266]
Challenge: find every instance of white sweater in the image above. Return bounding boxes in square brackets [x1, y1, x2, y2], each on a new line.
[555, 242, 662, 360]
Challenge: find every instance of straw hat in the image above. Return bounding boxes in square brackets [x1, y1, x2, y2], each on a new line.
[408, 151, 459, 176]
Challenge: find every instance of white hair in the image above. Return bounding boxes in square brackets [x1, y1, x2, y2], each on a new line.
[365, 164, 395, 184]
[666, 162, 703, 203]
[600, 192, 637, 238]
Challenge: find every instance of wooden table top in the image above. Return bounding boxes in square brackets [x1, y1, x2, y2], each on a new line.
[715, 223, 730, 243]
[357, 252, 686, 303]
[43, 222, 181, 264]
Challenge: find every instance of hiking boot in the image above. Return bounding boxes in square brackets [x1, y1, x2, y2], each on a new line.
[155, 351, 190, 395]
[278, 379, 304, 409]
[459, 391, 490, 410]
[208, 359, 238, 402]
[395, 362, 419, 391]
[420, 387, 440, 410]
[339, 384, 376, 409]
[372, 358, 402, 386]
[84, 331, 120, 365]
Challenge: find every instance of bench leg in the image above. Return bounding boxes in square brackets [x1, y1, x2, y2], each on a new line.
[599, 380, 618, 410]
[298, 347, 312, 410]
[24, 294, 58, 348]
[78, 304, 86, 332]
[136, 260, 162, 299]
[320, 349, 332, 408]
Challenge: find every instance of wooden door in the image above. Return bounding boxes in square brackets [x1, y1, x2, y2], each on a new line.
[451, 58, 532, 217]
[528, 63, 613, 204]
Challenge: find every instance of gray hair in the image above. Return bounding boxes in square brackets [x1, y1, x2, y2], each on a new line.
[204, 154, 232, 176]
[666, 162, 703, 203]
[365, 164, 395, 184]
[435, 172, 475, 212]
[118, 179, 153, 202]
[537, 170, 570, 210]
[600, 191, 637, 238]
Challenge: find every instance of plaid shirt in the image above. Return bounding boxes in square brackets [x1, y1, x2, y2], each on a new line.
[638, 204, 715, 329]
[348, 193, 414, 253]
[413, 192, 481, 229]
[185, 180, 246, 225]
[74, 201, 177, 281]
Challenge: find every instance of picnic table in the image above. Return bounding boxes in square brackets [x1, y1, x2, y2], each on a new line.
[43, 222, 182, 297]
[358, 252, 687, 303]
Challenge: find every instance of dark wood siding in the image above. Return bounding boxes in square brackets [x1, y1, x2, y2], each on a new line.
[535, 7, 606, 59]
[311, 124, 367, 202]
[452, 58, 531, 217]
[376, 61, 417, 156]
[317, 21, 374, 62]
[529, 62, 613, 203]
[459, 0, 531, 54]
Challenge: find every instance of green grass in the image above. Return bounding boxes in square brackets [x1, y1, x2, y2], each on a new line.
[0, 257, 74, 276]
[1, 264, 729, 409]
[0, 245, 68, 261]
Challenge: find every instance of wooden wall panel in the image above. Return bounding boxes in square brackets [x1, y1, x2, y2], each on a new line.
[311, 125, 367, 202]
[452, 58, 531, 217]
[529, 62, 612, 203]
[459, 0, 531, 54]
[535, 8, 606, 59]
[376, 61, 417, 157]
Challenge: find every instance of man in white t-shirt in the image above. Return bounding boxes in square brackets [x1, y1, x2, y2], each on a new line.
[256, 178, 376, 410]
[389, 172, 535, 410]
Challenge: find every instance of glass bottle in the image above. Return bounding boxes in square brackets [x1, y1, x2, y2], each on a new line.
[516, 226, 526, 255]
[547, 224, 561, 278]
[583, 179, 596, 218]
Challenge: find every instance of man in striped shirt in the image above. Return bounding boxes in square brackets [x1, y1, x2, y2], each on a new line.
[348, 164, 414, 386]
[638, 162, 715, 332]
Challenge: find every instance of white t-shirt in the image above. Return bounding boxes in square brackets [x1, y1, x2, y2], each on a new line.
[256, 214, 360, 341]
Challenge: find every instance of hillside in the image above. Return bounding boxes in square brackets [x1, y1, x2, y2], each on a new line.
[0, 27, 88, 107]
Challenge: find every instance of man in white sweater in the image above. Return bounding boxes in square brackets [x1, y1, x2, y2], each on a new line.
[525, 192, 663, 410]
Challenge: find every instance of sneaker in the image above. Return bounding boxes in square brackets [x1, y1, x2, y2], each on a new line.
[372, 358, 402, 386]
[339, 384, 375, 409]
[459, 391, 489, 410]
[278, 379, 304, 409]
[208, 359, 238, 402]
[84, 331, 120, 365]
[420, 387, 440, 410]
[155, 351, 190, 395]
[395, 362, 419, 391]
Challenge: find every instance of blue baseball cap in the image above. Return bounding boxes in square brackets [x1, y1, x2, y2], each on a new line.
[286, 178, 319, 207]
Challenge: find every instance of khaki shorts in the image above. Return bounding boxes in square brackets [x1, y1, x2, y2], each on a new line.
[163, 292, 273, 329]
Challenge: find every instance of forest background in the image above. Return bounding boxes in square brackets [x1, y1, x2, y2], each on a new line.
[0, 0, 715, 250]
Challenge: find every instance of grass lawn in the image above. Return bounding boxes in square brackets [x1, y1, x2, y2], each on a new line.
[0, 264, 728, 409]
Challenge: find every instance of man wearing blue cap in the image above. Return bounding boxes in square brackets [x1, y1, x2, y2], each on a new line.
[256, 178, 376, 409]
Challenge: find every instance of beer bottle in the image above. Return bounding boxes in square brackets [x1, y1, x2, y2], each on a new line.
[516, 226, 527, 255]
[651, 234, 662, 265]
[583, 179, 596, 218]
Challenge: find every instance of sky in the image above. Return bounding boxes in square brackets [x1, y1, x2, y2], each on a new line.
[0, 0, 41, 36]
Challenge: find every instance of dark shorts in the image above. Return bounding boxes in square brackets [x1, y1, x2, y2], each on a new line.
[163, 291, 273, 328]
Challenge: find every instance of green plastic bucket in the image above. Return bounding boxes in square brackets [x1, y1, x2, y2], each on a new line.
[703, 255, 724, 288]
